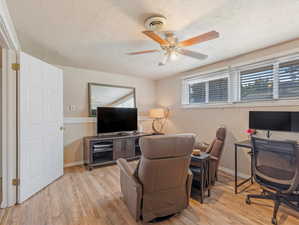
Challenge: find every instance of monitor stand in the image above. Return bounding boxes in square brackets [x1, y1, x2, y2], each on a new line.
[266, 130, 272, 139]
[117, 132, 130, 136]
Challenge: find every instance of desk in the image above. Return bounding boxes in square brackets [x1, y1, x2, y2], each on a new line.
[234, 140, 253, 194]
[190, 153, 212, 203]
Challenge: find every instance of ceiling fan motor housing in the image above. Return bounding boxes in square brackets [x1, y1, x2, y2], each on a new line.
[144, 16, 167, 31]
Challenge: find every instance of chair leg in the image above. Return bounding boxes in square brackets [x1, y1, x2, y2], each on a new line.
[272, 200, 280, 225]
[246, 193, 275, 202]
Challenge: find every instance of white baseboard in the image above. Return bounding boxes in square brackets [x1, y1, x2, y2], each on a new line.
[64, 161, 84, 168]
[219, 166, 250, 179]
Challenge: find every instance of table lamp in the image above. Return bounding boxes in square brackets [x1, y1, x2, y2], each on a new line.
[149, 108, 168, 135]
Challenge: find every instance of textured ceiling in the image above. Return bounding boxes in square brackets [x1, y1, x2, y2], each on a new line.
[7, 0, 299, 79]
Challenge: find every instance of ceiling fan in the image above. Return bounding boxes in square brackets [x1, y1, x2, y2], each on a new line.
[127, 16, 220, 66]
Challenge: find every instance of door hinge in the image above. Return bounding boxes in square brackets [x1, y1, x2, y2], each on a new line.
[12, 178, 20, 186]
[11, 63, 20, 71]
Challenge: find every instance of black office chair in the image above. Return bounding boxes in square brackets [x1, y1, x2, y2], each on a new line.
[246, 137, 299, 225]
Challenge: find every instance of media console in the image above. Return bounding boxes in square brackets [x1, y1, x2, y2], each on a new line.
[83, 132, 153, 170]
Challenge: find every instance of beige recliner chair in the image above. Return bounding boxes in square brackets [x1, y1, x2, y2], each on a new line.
[117, 134, 195, 222]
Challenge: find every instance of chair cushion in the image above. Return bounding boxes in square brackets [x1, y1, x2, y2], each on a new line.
[216, 127, 226, 141]
[210, 139, 224, 158]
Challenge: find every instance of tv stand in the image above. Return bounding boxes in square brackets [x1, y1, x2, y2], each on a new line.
[84, 132, 152, 170]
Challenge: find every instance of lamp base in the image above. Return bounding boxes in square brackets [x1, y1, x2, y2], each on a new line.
[152, 132, 165, 135]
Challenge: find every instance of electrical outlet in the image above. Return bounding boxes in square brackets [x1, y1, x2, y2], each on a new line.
[68, 105, 77, 112]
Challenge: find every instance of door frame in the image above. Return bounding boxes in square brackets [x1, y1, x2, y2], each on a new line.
[0, 0, 21, 208]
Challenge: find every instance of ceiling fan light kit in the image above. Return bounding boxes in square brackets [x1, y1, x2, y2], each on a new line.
[128, 15, 220, 66]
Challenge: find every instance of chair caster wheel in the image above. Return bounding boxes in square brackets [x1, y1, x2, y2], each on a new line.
[272, 218, 277, 225]
[246, 197, 251, 205]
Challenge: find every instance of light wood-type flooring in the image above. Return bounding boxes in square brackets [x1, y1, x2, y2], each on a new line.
[0, 163, 298, 225]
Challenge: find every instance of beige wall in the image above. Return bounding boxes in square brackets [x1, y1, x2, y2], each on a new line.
[62, 66, 155, 166]
[156, 39, 299, 175]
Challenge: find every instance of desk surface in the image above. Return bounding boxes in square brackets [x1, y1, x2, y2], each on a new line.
[234, 139, 252, 148]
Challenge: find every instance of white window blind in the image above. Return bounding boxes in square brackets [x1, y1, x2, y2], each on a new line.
[209, 78, 228, 102]
[182, 53, 299, 107]
[184, 74, 229, 105]
[240, 65, 274, 101]
[278, 59, 299, 98]
[189, 82, 206, 103]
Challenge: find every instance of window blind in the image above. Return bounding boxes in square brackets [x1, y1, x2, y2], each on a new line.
[208, 78, 228, 102]
[278, 59, 299, 98]
[189, 82, 205, 103]
[240, 65, 274, 101]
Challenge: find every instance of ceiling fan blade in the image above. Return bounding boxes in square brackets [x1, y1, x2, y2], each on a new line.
[142, 31, 169, 46]
[177, 31, 219, 47]
[178, 49, 208, 60]
[127, 49, 160, 55]
[158, 53, 170, 66]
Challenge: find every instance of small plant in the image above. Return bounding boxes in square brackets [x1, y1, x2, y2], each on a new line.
[246, 129, 256, 136]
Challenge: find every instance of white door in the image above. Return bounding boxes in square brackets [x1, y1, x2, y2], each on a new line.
[18, 52, 63, 203]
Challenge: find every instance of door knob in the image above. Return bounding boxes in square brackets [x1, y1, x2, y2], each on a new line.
[60, 126, 65, 131]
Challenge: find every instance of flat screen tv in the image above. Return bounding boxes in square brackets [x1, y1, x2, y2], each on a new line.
[249, 111, 299, 132]
[97, 107, 138, 134]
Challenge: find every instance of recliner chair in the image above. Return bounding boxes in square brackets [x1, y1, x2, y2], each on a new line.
[193, 127, 226, 183]
[117, 134, 195, 222]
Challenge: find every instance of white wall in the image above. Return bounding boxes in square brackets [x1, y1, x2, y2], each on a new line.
[61, 66, 156, 166]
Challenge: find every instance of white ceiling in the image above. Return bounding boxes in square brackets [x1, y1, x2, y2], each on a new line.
[7, 0, 299, 80]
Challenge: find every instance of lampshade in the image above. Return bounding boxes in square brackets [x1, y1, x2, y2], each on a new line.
[149, 108, 165, 119]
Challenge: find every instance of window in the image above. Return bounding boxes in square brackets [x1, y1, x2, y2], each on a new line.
[278, 60, 299, 98]
[184, 74, 229, 105]
[189, 82, 205, 103]
[209, 78, 228, 102]
[182, 53, 299, 107]
[240, 65, 274, 101]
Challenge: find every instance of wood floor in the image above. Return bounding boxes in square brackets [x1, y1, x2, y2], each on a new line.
[0, 163, 298, 225]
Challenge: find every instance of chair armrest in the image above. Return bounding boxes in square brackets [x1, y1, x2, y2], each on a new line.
[117, 158, 141, 187]
[117, 158, 142, 221]
[209, 155, 219, 161]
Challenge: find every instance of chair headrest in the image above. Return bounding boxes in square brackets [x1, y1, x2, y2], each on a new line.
[216, 127, 226, 141]
[140, 134, 195, 159]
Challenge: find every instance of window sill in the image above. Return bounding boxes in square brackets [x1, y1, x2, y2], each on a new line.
[181, 98, 299, 109]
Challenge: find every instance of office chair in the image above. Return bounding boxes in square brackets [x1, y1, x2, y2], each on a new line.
[246, 137, 299, 225]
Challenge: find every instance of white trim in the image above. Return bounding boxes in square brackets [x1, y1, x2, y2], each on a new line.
[0, 1, 21, 50]
[219, 166, 250, 180]
[273, 62, 279, 100]
[0, 0, 21, 208]
[233, 51, 299, 70]
[1, 49, 17, 208]
[64, 161, 84, 168]
[181, 98, 299, 109]
[182, 67, 228, 80]
[64, 116, 151, 124]
[183, 70, 228, 83]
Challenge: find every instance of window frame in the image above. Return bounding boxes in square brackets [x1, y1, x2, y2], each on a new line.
[182, 70, 230, 106]
[182, 53, 299, 108]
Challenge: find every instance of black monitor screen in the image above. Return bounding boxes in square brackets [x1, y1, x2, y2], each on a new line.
[97, 107, 137, 133]
[249, 111, 299, 132]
